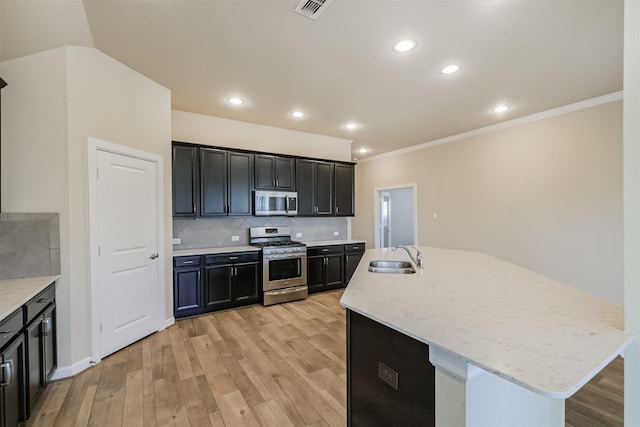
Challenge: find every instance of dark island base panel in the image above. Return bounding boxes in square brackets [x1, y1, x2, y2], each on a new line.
[347, 310, 435, 427]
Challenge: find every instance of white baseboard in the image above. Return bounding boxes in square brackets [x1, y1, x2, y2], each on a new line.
[163, 316, 175, 330]
[49, 356, 95, 381]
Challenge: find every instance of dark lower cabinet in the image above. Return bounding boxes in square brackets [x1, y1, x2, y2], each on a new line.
[344, 243, 365, 285]
[174, 252, 260, 318]
[307, 245, 344, 294]
[173, 257, 203, 318]
[347, 310, 435, 427]
[0, 280, 56, 427]
[0, 335, 25, 427]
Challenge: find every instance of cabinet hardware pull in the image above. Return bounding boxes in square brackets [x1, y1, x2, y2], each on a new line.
[0, 331, 11, 340]
[193, 204, 197, 214]
[0, 359, 13, 387]
[336, 206, 339, 214]
[37, 297, 51, 303]
[42, 318, 52, 336]
[322, 249, 329, 252]
[183, 260, 194, 264]
[229, 256, 239, 260]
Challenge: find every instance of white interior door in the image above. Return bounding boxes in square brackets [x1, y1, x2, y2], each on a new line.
[95, 149, 160, 358]
[380, 191, 391, 247]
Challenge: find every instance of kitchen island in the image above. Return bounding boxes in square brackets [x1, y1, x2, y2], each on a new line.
[340, 247, 633, 426]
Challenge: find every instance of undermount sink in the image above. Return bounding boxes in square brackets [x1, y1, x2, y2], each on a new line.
[368, 260, 416, 274]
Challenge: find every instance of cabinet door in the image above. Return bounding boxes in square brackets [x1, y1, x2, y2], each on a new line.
[172, 144, 198, 217]
[345, 252, 364, 285]
[296, 159, 315, 216]
[334, 163, 355, 216]
[325, 254, 344, 289]
[1, 335, 26, 427]
[315, 161, 334, 216]
[274, 156, 295, 190]
[307, 256, 326, 293]
[41, 304, 56, 385]
[200, 148, 228, 216]
[233, 263, 259, 304]
[228, 152, 253, 216]
[25, 317, 42, 417]
[173, 267, 202, 317]
[204, 265, 233, 310]
[254, 155, 275, 189]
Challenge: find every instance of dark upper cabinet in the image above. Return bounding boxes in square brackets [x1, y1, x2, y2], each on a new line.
[173, 143, 253, 217]
[172, 143, 199, 217]
[200, 148, 227, 216]
[334, 163, 355, 216]
[296, 159, 334, 216]
[227, 151, 253, 216]
[254, 154, 295, 191]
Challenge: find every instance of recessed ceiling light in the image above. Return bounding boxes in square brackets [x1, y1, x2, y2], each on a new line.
[227, 97, 244, 105]
[291, 111, 305, 118]
[345, 122, 358, 130]
[392, 39, 417, 53]
[441, 64, 461, 74]
[493, 105, 509, 113]
[359, 148, 368, 154]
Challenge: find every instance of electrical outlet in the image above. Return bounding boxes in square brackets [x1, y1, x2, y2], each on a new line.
[172, 238, 181, 244]
[231, 235, 239, 242]
[333, 231, 339, 236]
[296, 232, 303, 238]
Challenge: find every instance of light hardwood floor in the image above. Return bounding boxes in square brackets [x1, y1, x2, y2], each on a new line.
[26, 290, 623, 426]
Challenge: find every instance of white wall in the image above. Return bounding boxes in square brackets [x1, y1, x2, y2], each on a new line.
[172, 110, 353, 162]
[1, 46, 172, 370]
[353, 100, 623, 304]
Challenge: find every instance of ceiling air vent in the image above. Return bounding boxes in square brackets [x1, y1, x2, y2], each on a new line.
[294, 0, 334, 20]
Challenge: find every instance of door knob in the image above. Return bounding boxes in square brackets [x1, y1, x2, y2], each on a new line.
[150, 253, 159, 260]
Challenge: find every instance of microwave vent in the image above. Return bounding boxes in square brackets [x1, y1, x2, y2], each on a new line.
[294, 0, 334, 20]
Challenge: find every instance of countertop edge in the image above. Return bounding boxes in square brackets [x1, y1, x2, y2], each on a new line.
[0, 275, 60, 322]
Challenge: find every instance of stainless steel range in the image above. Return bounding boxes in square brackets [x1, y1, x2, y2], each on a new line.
[250, 226, 307, 306]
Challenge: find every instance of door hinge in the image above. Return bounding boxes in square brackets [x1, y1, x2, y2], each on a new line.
[97, 168, 100, 179]
[99, 323, 103, 333]
[98, 245, 101, 255]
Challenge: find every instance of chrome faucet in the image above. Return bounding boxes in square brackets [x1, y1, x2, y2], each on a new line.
[393, 245, 424, 269]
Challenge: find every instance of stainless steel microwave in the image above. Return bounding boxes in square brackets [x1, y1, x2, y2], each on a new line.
[254, 191, 298, 216]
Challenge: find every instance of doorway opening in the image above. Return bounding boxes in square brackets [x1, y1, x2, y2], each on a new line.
[374, 184, 417, 248]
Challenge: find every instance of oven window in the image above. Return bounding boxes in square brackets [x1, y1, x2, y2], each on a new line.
[269, 258, 301, 281]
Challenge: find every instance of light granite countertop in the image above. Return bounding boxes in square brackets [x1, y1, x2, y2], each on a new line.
[303, 239, 366, 247]
[0, 275, 60, 322]
[340, 246, 632, 399]
[173, 240, 366, 256]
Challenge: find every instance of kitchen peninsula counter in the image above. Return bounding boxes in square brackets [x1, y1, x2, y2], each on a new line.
[340, 247, 632, 400]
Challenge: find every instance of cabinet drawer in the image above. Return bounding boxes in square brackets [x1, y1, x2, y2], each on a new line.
[205, 252, 259, 265]
[0, 309, 23, 349]
[308, 245, 343, 257]
[174, 256, 202, 268]
[25, 283, 55, 325]
[344, 243, 365, 253]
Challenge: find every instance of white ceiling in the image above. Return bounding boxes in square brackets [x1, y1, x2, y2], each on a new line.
[0, 0, 623, 161]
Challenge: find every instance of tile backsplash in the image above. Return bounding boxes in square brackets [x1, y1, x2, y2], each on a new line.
[173, 216, 349, 249]
[0, 212, 61, 280]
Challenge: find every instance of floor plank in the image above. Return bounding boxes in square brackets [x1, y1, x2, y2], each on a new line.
[27, 290, 624, 427]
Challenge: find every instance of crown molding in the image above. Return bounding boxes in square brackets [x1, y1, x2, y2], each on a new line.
[359, 91, 623, 164]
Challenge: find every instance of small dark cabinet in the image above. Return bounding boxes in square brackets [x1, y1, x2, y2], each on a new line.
[200, 148, 253, 217]
[254, 155, 295, 190]
[296, 159, 334, 216]
[344, 243, 365, 285]
[334, 163, 355, 216]
[347, 310, 435, 427]
[0, 334, 25, 427]
[307, 245, 344, 294]
[173, 257, 203, 318]
[25, 304, 56, 418]
[174, 252, 260, 318]
[172, 143, 199, 217]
